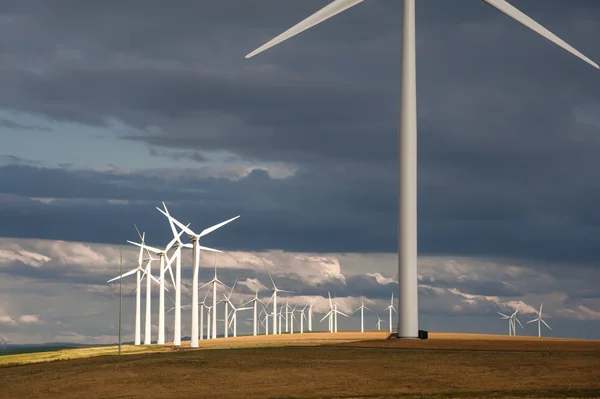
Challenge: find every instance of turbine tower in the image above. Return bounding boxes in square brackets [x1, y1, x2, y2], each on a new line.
[156, 203, 194, 347]
[527, 303, 552, 338]
[244, 0, 599, 339]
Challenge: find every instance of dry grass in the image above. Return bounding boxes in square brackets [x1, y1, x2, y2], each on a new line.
[1, 332, 599, 399]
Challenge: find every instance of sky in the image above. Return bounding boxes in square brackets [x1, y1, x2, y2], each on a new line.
[1, 0, 600, 344]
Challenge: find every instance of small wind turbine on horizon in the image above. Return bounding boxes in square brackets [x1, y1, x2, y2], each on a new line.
[264, 264, 294, 335]
[244, 0, 599, 340]
[108, 229, 160, 346]
[527, 303, 552, 338]
[386, 293, 398, 334]
[375, 313, 386, 331]
[353, 296, 371, 333]
[498, 306, 524, 336]
[199, 254, 230, 340]
[241, 281, 266, 336]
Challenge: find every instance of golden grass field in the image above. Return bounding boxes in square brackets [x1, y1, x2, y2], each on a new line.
[1, 331, 599, 398]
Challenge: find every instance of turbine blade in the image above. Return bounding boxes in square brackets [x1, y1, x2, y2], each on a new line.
[107, 268, 138, 283]
[246, 0, 365, 59]
[526, 319, 537, 323]
[199, 245, 222, 253]
[128, 241, 162, 254]
[541, 319, 551, 330]
[482, 0, 599, 69]
[515, 317, 524, 329]
[264, 264, 277, 289]
[199, 215, 240, 238]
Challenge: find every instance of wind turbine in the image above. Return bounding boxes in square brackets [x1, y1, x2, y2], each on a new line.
[332, 293, 349, 333]
[245, 0, 599, 339]
[289, 305, 298, 334]
[299, 303, 309, 334]
[264, 264, 294, 335]
[0, 337, 8, 350]
[199, 288, 211, 340]
[222, 279, 238, 338]
[158, 203, 239, 347]
[199, 254, 230, 340]
[510, 306, 524, 336]
[375, 313, 386, 331]
[527, 303, 552, 338]
[353, 297, 371, 333]
[129, 222, 189, 345]
[242, 282, 266, 336]
[497, 311, 513, 336]
[108, 229, 159, 345]
[386, 293, 398, 334]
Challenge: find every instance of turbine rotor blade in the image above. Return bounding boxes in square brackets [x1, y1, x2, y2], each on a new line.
[199, 245, 222, 253]
[246, 0, 365, 59]
[107, 268, 138, 283]
[482, 0, 599, 69]
[541, 319, 551, 330]
[199, 215, 240, 238]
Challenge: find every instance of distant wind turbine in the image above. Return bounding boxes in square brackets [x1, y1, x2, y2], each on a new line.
[353, 297, 371, 333]
[245, 0, 599, 339]
[527, 303, 552, 338]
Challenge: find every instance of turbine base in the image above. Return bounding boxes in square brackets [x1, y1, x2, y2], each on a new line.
[385, 330, 428, 340]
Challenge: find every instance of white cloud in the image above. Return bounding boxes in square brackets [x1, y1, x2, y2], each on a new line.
[18, 315, 41, 324]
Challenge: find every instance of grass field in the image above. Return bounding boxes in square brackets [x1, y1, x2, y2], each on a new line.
[1, 332, 599, 398]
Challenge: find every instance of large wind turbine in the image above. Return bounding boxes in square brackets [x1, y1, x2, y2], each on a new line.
[157, 203, 237, 348]
[245, 0, 599, 339]
[527, 303, 552, 338]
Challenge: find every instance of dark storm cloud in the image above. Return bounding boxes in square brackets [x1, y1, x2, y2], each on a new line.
[0, 1, 600, 267]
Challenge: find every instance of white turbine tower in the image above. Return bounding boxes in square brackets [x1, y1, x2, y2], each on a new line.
[307, 298, 315, 332]
[156, 204, 195, 347]
[527, 303, 552, 338]
[353, 297, 371, 333]
[386, 293, 398, 334]
[245, 0, 599, 339]
[199, 256, 230, 340]
[264, 264, 293, 335]
[497, 311, 514, 336]
[158, 204, 239, 347]
[199, 288, 210, 340]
